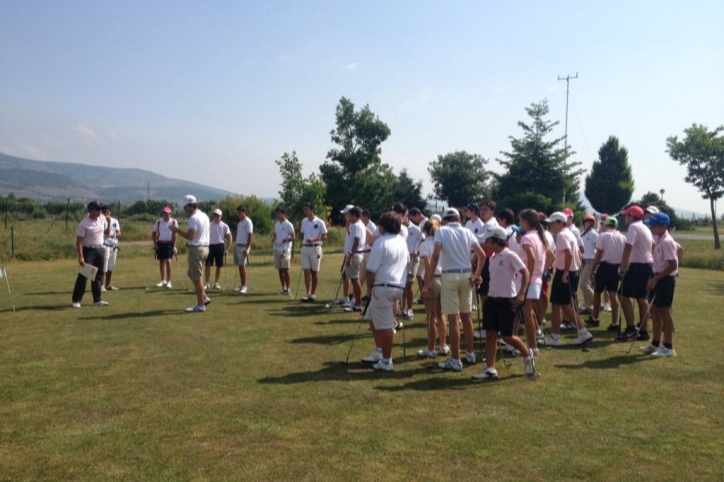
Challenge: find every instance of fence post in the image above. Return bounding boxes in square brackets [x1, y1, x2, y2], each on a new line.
[11, 225, 14, 256]
[4, 198, 7, 229]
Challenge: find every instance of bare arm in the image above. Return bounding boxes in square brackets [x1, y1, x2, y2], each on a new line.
[76, 236, 84, 266]
[515, 267, 530, 305]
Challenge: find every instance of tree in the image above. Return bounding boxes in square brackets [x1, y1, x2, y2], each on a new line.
[584, 136, 634, 214]
[427, 151, 489, 207]
[320, 97, 393, 223]
[495, 100, 585, 215]
[275, 151, 327, 223]
[392, 169, 427, 212]
[667, 124, 724, 249]
[634, 191, 685, 228]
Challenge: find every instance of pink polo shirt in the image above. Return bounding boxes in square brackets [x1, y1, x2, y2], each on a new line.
[76, 215, 107, 247]
[626, 221, 653, 263]
[518, 231, 545, 284]
[488, 248, 526, 298]
[653, 231, 678, 276]
[554, 228, 581, 271]
[595, 231, 626, 264]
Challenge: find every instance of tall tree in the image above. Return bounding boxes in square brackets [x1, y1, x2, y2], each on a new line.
[667, 124, 724, 249]
[427, 151, 489, 207]
[584, 135, 634, 214]
[275, 151, 327, 223]
[495, 100, 585, 215]
[320, 97, 393, 222]
[392, 169, 427, 212]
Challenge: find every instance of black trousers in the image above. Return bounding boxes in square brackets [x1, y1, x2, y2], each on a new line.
[72, 247, 105, 303]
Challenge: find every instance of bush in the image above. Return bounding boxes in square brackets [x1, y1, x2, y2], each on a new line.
[210, 196, 274, 236]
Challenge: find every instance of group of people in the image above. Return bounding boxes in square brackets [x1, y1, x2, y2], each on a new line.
[71, 195, 681, 381]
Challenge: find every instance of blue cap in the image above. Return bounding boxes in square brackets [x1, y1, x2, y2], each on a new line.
[644, 212, 670, 227]
[511, 225, 526, 235]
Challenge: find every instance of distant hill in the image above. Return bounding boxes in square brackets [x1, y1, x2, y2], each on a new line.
[0, 152, 233, 203]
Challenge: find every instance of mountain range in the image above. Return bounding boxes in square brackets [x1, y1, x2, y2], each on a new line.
[0, 152, 233, 202]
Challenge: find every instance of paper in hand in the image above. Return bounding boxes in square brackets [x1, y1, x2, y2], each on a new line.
[78, 264, 99, 279]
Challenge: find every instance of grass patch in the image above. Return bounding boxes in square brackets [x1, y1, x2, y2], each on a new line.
[0, 252, 723, 481]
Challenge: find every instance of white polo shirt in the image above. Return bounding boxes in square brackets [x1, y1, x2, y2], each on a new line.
[210, 221, 231, 245]
[345, 220, 367, 254]
[188, 210, 210, 246]
[103, 217, 120, 247]
[274, 219, 295, 252]
[596, 230, 626, 264]
[301, 216, 328, 245]
[77, 215, 107, 247]
[366, 233, 408, 286]
[406, 223, 423, 254]
[154, 217, 178, 242]
[419, 237, 442, 276]
[434, 222, 479, 271]
[488, 248, 526, 298]
[626, 221, 654, 263]
[570, 224, 584, 248]
[465, 218, 485, 243]
[581, 228, 599, 260]
[236, 217, 253, 245]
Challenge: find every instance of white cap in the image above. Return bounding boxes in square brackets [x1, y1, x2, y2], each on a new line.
[213, 209, 222, 216]
[545, 212, 567, 224]
[443, 208, 460, 219]
[340, 204, 355, 214]
[645, 206, 660, 214]
[482, 225, 508, 242]
[430, 214, 442, 223]
[183, 195, 197, 205]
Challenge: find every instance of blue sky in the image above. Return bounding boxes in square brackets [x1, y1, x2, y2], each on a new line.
[1, 1, 722, 213]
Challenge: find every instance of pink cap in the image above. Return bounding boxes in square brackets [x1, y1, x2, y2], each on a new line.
[621, 206, 644, 218]
[562, 207, 574, 216]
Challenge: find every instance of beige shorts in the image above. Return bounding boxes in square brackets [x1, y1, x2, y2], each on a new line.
[365, 285, 403, 330]
[234, 245, 249, 266]
[187, 246, 209, 281]
[428, 276, 442, 298]
[103, 246, 118, 272]
[301, 245, 323, 271]
[274, 250, 291, 270]
[416, 257, 425, 277]
[441, 272, 473, 315]
[344, 254, 363, 280]
[407, 256, 420, 281]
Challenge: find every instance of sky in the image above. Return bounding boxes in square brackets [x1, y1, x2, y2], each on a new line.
[1, 0, 722, 213]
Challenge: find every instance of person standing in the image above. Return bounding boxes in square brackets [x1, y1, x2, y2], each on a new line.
[360, 211, 409, 371]
[71, 201, 110, 308]
[578, 214, 599, 313]
[101, 204, 122, 292]
[272, 207, 296, 296]
[402, 215, 423, 319]
[618, 205, 654, 341]
[234, 206, 253, 294]
[586, 216, 626, 329]
[299, 203, 328, 302]
[427, 208, 486, 371]
[170, 195, 211, 313]
[417, 220, 449, 358]
[205, 209, 233, 290]
[343, 206, 367, 312]
[152, 206, 177, 288]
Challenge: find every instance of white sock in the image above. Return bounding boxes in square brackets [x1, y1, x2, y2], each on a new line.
[578, 328, 588, 335]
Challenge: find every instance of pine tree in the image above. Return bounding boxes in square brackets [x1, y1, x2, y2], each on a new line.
[584, 136, 634, 214]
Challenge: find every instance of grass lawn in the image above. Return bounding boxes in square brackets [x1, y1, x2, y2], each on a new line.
[1, 247, 723, 481]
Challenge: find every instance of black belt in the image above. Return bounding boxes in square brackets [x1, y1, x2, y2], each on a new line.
[487, 296, 513, 302]
[303, 244, 321, 247]
[236, 244, 247, 247]
[83, 245, 103, 249]
[157, 241, 173, 244]
[372, 283, 404, 290]
[442, 268, 472, 273]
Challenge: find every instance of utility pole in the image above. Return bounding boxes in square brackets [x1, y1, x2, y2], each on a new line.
[557, 72, 578, 158]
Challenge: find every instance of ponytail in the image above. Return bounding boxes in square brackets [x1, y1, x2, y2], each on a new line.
[519, 208, 548, 248]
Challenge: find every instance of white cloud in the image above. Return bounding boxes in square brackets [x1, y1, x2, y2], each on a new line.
[342, 62, 358, 71]
[1, 143, 48, 160]
[75, 124, 97, 139]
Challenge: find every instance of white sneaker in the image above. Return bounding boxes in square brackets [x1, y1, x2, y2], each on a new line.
[93, 300, 109, 306]
[278, 289, 287, 295]
[418, 348, 437, 358]
[504, 343, 521, 357]
[106, 285, 119, 291]
[471, 368, 498, 380]
[362, 350, 382, 363]
[651, 346, 676, 358]
[571, 330, 594, 346]
[438, 358, 463, 371]
[72, 302, 81, 308]
[466, 352, 476, 364]
[530, 347, 540, 357]
[404, 309, 414, 319]
[213, 283, 221, 290]
[234, 285, 242, 292]
[524, 356, 536, 378]
[100, 285, 107, 292]
[344, 305, 362, 313]
[603, 303, 612, 312]
[640, 344, 659, 354]
[439, 346, 451, 356]
[203, 296, 211, 306]
[156, 281, 167, 287]
[473, 328, 487, 339]
[372, 360, 394, 372]
[185, 305, 206, 313]
[240, 286, 248, 294]
[165, 282, 172, 289]
[204, 283, 210, 290]
[544, 335, 562, 347]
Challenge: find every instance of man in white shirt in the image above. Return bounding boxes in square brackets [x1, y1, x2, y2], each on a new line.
[343, 206, 367, 312]
[578, 214, 599, 313]
[170, 195, 211, 313]
[300, 203, 328, 302]
[427, 208, 486, 371]
[587, 216, 626, 329]
[409, 207, 428, 301]
[361, 211, 409, 371]
[403, 214, 423, 318]
[71, 201, 110, 308]
[101, 204, 122, 292]
[152, 206, 177, 288]
[205, 209, 233, 290]
[234, 205, 254, 294]
[272, 207, 296, 296]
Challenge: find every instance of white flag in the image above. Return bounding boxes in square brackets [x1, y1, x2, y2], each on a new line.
[0, 267, 6, 280]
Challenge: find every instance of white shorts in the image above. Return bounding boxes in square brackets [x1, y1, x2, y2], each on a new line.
[441, 272, 473, 315]
[274, 250, 291, 270]
[526, 282, 542, 300]
[344, 254, 363, 280]
[301, 245, 323, 271]
[103, 246, 118, 272]
[407, 256, 420, 281]
[234, 245, 249, 266]
[365, 285, 403, 330]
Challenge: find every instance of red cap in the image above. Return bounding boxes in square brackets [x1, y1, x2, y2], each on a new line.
[562, 207, 574, 216]
[537, 212, 546, 217]
[162, 207, 172, 214]
[583, 214, 596, 222]
[601, 213, 609, 220]
[621, 206, 644, 218]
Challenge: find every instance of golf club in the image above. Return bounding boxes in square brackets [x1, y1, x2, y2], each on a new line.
[342, 292, 373, 365]
[625, 293, 656, 354]
[293, 264, 303, 300]
[568, 279, 591, 352]
[326, 254, 347, 311]
[476, 295, 485, 360]
[424, 293, 436, 369]
[224, 252, 228, 290]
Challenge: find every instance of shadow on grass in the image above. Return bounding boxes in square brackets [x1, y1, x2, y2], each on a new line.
[2, 305, 69, 312]
[290, 332, 372, 346]
[78, 310, 175, 321]
[375, 373, 527, 392]
[257, 361, 431, 385]
[554, 354, 657, 370]
[265, 304, 336, 318]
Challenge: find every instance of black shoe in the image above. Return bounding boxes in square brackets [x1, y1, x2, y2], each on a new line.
[362, 295, 370, 303]
[585, 316, 600, 328]
[616, 327, 637, 341]
[607, 323, 620, 332]
[636, 330, 650, 341]
[562, 321, 575, 331]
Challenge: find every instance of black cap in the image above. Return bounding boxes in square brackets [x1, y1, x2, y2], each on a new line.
[88, 201, 101, 211]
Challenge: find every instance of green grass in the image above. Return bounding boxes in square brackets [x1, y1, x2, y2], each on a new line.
[1, 251, 723, 481]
